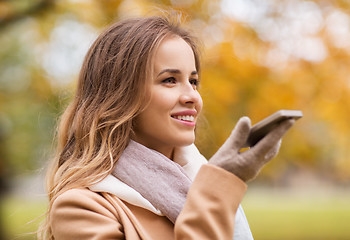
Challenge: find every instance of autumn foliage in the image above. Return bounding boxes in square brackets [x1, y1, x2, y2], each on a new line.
[0, 0, 350, 185]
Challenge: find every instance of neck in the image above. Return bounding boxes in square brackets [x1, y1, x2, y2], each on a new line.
[130, 137, 174, 160]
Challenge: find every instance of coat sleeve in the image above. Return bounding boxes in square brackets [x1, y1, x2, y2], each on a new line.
[50, 188, 125, 240]
[175, 164, 247, 240]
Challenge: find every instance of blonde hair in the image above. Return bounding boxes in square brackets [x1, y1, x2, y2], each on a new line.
[39, 14, 201, 239]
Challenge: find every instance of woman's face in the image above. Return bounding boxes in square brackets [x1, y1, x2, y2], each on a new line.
[133, 35, 203, 159]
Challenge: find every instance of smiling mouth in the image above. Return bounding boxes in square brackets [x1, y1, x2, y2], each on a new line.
[171, 115, 195, 122]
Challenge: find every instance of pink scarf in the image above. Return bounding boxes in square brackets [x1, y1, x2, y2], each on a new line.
[112, 140, 191, 223]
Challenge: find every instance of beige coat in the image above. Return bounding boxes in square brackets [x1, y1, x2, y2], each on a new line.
[50, 164, 247, 240]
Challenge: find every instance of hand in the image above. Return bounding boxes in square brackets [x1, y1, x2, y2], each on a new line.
[208, 116, 295, 182]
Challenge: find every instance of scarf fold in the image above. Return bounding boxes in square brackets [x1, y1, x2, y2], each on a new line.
[112, 140, 191, 223]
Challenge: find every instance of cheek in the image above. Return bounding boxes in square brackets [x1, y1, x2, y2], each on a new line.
[150, 90, 177, 111]
[197, 93, 203, 113]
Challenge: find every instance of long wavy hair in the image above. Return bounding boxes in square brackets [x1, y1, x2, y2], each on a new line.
[38, 13, 201, 239]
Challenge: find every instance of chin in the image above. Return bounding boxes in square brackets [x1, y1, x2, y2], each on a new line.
[176, 135, 195, 147]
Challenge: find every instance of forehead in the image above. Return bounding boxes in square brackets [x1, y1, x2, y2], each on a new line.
[153, 35, 196, 72]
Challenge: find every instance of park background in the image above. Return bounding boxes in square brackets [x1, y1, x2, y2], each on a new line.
[0, 0, 350, 239]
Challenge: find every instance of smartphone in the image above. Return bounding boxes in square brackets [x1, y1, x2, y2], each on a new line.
[244, 110, 303, 147]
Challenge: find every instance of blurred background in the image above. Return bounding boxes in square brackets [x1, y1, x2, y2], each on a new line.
[0, 0, 350, 239]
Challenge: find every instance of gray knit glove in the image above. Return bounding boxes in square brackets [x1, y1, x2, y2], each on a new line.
[209, 116, 295, 182]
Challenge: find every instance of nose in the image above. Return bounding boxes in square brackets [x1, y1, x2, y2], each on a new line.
[179, 83, 202, 105]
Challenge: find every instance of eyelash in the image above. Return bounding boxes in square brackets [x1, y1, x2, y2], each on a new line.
[162, 77, 177, 84]
[162, 77, 200, 87]
[190, 78, 199, 86]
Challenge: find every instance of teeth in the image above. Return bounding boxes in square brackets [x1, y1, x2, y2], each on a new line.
[175, 115, 195, 122]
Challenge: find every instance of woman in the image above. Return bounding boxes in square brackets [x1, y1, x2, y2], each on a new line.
[39, 14, 294, 239]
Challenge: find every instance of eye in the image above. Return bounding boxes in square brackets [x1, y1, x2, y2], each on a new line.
[162, 77, 176, 85]
[189, 78, 200, 89]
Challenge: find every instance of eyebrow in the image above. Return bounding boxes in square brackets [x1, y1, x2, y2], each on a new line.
[157, 68, 198, 77]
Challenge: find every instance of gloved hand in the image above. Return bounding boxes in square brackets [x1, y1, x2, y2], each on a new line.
[208, 116, 295, 182]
